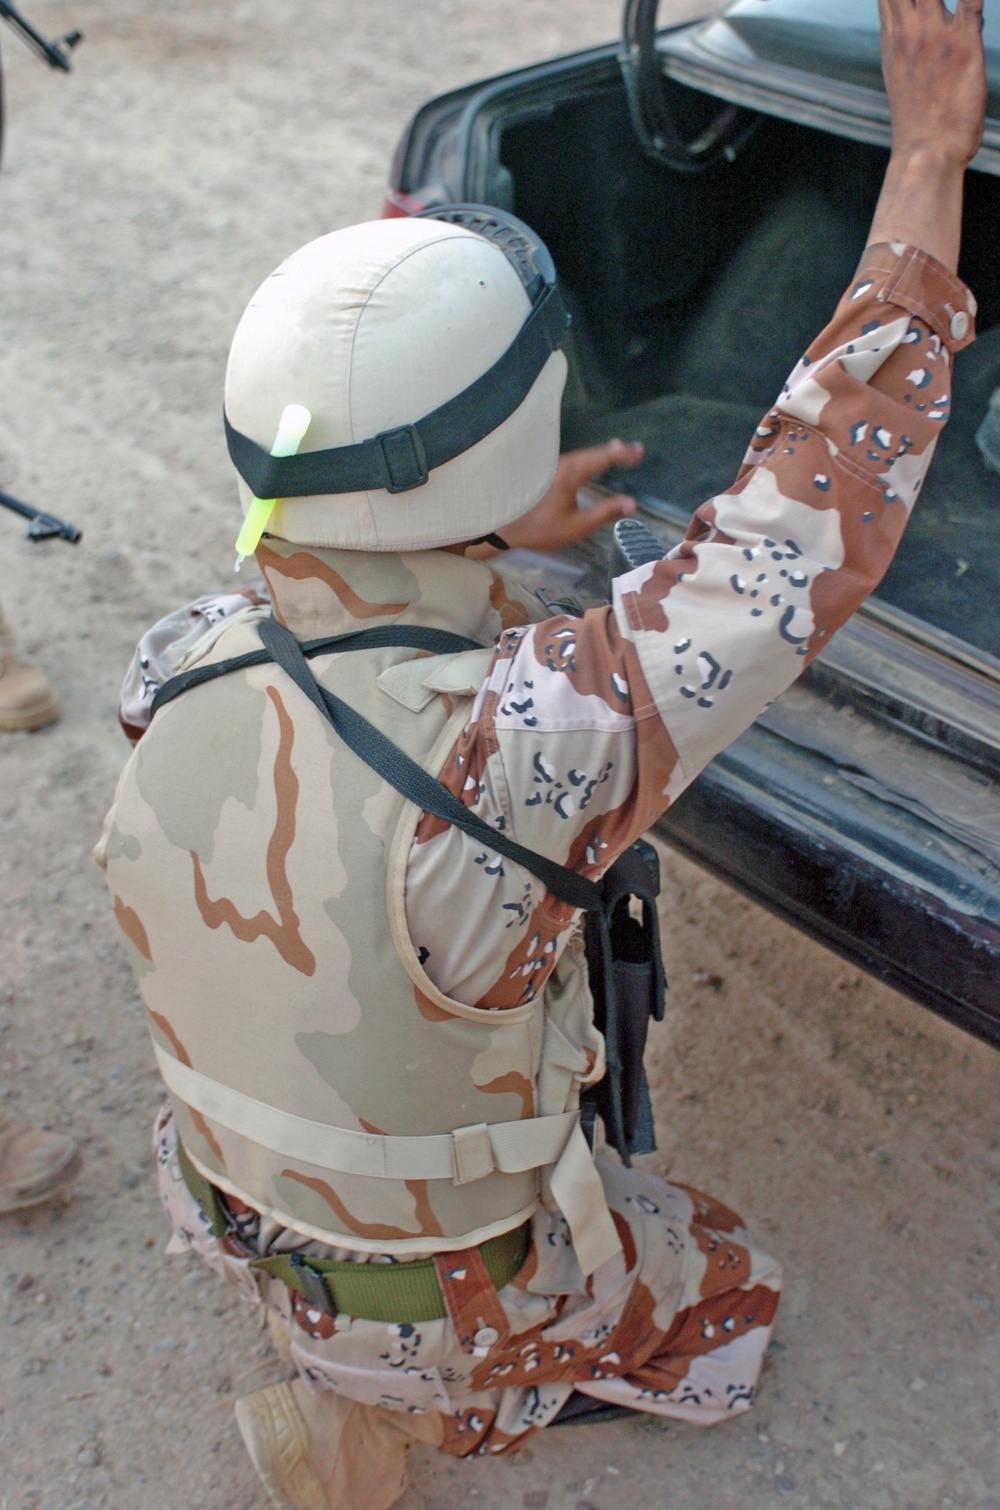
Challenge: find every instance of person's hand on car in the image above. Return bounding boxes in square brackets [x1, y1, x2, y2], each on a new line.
[870, 0, 987, 268]
[880, 0, 987, 168]
[468, 438, 643, 557]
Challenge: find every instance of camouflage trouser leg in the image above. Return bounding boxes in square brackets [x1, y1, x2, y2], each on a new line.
[289, 1379, 442, 1510]
[155, 1103, 782, 1474]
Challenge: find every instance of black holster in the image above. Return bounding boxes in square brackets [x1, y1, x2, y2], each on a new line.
[581, 838, 666, 1165]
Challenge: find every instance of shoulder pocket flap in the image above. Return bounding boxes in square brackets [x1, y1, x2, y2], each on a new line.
[376, 648, 495, 713]
[420, 647, 495, 695]
[375, 658, 438, 712]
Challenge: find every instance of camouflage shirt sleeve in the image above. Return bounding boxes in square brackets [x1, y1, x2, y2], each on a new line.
[117, 587, 269, 741]
[406, 243, 977, 1009]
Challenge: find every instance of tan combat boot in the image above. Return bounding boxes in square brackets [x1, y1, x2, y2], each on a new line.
[0, 610, 59, 731]
[235, 1381, 429, 1510]
[0, 1119, 81, 1213]
[234, 1382, 329, 1510]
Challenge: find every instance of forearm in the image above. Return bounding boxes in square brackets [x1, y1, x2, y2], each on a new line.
[868, 146, 966, 272]
[870, 0, 986, 271]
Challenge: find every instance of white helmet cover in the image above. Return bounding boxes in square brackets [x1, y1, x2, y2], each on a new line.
[224, 216, 568, 551]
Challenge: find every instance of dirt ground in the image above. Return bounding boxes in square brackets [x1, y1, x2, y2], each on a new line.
[1, 2, 998, 1508]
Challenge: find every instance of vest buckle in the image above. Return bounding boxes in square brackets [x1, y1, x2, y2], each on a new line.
[450, 1123, 495, 1185]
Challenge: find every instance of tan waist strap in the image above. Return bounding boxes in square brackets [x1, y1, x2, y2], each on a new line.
[156, 1046, 623, 1277]
[155, 1045, 576, 1184]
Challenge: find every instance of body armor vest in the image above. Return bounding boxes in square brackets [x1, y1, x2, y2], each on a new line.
[102, 602, 619, 1271]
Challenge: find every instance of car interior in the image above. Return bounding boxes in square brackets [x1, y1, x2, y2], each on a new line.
[499, 78, 1000, 659]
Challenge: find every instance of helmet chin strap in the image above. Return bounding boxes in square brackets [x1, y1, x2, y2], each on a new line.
[441, 531, 509, 558]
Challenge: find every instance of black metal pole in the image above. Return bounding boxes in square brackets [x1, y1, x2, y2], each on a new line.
[0, 487, 82, 543]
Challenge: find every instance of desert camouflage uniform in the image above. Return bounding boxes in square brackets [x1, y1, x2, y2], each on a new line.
[98, 244, 974, 1459]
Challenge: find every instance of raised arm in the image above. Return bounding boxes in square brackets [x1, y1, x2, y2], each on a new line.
[869, 0, 987, 270]
[603, 0, 987, 797]
[405, 0, 989, 1012]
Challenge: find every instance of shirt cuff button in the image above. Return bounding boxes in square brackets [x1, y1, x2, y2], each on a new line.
[950, 310, 970, 341]
[473, 1326, 500, 1348]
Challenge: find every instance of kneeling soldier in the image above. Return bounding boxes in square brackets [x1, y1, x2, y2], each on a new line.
[97, 2, 986, 1503]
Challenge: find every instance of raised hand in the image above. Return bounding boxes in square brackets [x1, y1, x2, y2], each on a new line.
[493, 439, 643, 555]
[880, 0, 987, 167]
[870, 0, 988, 268]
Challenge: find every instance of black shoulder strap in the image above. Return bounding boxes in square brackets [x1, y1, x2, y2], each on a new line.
[257, 617, 601, 913]
[151, 624, 481, 717]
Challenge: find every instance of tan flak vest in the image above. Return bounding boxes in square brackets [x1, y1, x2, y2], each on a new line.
[100, 543, 621, 1276]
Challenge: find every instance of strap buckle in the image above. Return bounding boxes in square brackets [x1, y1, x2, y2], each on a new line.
[374, 425, 429, 493]
[451, 1123, 495, 1185]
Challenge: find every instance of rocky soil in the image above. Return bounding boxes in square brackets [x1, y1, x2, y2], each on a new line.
[0, 3, 997, 1508]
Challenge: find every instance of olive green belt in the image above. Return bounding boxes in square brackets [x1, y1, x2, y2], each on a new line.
[176, 1137, 529, 1324]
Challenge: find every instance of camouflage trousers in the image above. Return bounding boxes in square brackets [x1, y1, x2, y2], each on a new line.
[155, 1106, 781, 1507]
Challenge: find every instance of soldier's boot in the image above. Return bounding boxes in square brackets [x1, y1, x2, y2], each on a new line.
[0, 1119, 81, 1213]
[0, 612, 59, 732]
[236, 1375, 432, 1510]
[234, 1383, 328, 1510]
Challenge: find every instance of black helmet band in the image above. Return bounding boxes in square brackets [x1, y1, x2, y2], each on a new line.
[224, 204, 567, 500]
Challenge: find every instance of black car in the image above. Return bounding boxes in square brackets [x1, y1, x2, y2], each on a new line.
[384, 0, 1000, 1046]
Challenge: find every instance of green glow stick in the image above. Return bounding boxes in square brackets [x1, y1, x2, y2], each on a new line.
[234, 403, 312, 571]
